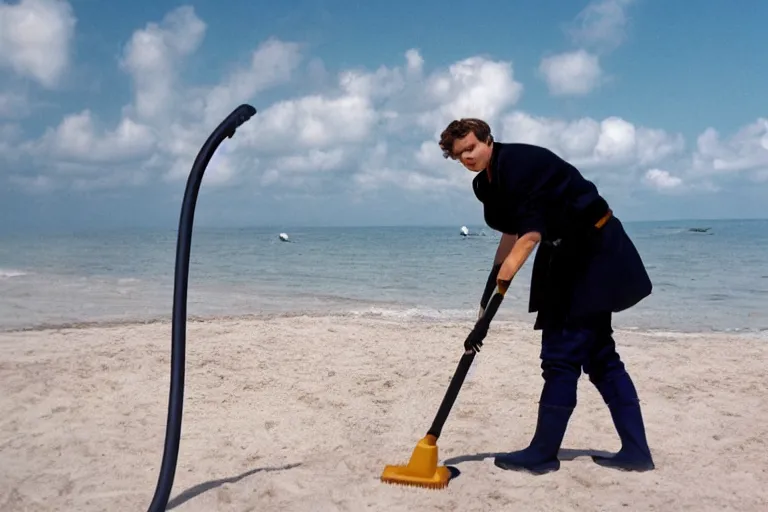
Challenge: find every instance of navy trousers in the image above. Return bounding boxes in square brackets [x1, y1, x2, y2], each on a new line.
[538, 312, 627, 407]
[494, 312, 655, 473]
[540, 312, 655, 470]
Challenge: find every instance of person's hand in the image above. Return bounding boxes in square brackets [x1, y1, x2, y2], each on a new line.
[464, 318, 490, 353]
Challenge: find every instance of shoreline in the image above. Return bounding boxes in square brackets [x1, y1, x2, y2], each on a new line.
[2, 308, 766, 339]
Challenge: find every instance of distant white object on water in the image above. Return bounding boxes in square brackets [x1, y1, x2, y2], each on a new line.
[460, 226, 469, 236]
[279, 233, 289, 242]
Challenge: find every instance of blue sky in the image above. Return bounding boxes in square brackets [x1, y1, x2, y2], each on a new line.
[1, 0, 767, 234]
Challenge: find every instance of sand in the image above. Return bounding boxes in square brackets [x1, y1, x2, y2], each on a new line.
[1, 314, 766, 511]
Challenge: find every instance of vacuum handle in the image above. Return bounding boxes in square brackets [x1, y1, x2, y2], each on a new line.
[222, 104, 257, 139]
[426, 283, 509, 440]
[479, 279, 509, 323]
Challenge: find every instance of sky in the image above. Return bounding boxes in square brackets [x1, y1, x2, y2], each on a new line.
[1, 0, 767, 234]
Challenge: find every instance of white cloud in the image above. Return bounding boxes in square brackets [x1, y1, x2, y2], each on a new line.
[419, 56, 523, 132]
[275, 148, 346, 173]
[0, 0, 76, 88]
[405, 48, 424, 75]
[119, 5, 206, 122]
[156, 36, 303, 182]
[34, 110, 156, 165]
[0, 3, 526, 196]
[200, 38, 303, 126]
[568, 0, 635, 52]
[259, 148, 348, 189]
[691, 119, 768, 179]
[539, 0, 636, 98]
[0, 4, 765, 209]
[500, 112, 685, 172]
[243, 92, 378, 152]
[642, 168, 721, 196]
[539, 49, 603, 96]
[21, 7, 303, 186]
[227, 49, 523, 195]
[644, 168, 683, 191]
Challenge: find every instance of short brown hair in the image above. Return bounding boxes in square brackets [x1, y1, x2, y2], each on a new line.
[438, 118, 494, 159]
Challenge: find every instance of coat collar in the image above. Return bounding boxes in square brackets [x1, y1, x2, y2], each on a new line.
[488, 141, 503, 178]
[472, 142, 505, 202]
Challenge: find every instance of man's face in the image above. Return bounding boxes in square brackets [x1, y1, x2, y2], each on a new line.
[451, 132, 492, 172]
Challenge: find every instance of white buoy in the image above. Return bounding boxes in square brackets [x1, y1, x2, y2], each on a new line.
[460, 225, 469, 236]
[279, 232, 289, 242]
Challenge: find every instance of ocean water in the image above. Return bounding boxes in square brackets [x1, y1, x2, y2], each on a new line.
[1, 219, 767, 336]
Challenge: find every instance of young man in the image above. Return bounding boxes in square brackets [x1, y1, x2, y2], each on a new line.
[439, 118, 655, 474]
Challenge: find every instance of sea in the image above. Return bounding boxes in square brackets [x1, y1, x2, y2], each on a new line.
[1, 219, 767, 337]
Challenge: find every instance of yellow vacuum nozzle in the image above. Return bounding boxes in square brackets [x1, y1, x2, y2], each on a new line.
[380, 434, 452, 489]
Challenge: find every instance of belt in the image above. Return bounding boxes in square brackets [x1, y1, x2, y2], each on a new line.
[595, 208, 613, 229]
[544, 208, 613, 248]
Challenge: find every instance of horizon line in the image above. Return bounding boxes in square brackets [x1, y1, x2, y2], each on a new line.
[3, 216, 765, 237]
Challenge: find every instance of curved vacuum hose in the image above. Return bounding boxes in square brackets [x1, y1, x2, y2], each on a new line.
[146, 104, 258, 512]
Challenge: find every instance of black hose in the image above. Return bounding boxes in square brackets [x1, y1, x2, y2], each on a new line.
[146, 104, 258, 512]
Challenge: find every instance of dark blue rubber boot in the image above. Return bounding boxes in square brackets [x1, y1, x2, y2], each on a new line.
[592, 371, 655, 471]
[493, 403, 574, 474]
[494, 364, 577, 475]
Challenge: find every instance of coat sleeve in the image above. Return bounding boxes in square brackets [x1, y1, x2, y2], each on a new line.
[497, 147, 563, 239]
[515, 187, 548, 238]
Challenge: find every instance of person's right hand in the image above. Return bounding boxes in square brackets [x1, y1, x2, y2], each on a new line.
[465, 317, 490, 353]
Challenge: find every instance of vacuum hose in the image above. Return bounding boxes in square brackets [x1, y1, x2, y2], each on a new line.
[146, 104, 258, 512]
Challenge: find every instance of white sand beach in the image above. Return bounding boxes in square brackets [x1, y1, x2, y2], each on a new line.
[1, 315, 766, 511]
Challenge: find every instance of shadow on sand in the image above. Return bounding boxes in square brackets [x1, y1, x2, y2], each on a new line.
[166, 462, 302, 509]
[443, 448, 614, 468]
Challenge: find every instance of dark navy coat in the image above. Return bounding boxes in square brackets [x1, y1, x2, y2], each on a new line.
[472, 142, 652, 329]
